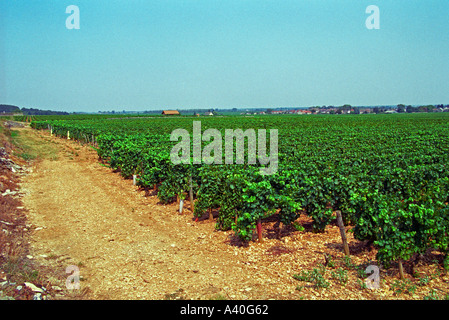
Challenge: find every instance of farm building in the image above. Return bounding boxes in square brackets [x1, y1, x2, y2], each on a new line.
[162, 110, 180, 115]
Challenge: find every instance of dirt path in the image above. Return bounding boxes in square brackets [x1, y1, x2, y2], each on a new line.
[16, 127, 449, 300]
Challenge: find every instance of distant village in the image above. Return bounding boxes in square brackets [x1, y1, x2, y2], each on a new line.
[240, 104, 449, 116]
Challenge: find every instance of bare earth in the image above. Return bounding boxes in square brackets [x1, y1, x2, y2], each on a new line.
[18, 127, 449, 300]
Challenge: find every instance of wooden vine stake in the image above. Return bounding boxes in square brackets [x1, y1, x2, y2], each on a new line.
[398, 260, 405, 280]
[256, 219, 263, 242]
[335, 210, 350, 256]
[209, 208, 213, 220]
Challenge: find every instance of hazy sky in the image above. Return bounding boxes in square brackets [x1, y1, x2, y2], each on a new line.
[1, 0, 449, 112]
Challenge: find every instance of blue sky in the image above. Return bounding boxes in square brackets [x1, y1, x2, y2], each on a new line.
[1, 0, 449, 112]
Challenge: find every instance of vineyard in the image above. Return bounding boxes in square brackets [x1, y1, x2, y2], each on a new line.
[29, 113, 449, 278]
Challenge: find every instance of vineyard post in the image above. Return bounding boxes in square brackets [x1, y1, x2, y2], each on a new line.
[178, 191, 185, 214]
[209, 208, 213, 220]
[398, 260, 405, 280]
[256, 219, 263, 242]
[189, 176, 194, 212]
[179, 199, 184, 214]
[133, 174, 137, 186]
[336, 210, 350, 256]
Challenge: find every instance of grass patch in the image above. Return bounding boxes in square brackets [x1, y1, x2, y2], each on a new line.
[18, 152, 36, 161]
[10, 128, 59, 161]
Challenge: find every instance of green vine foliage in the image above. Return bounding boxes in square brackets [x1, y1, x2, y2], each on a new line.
[30, 113, 449, 270]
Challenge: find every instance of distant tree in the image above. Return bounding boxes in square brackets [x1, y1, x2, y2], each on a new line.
[418, 106, 427, 113]
[397, 104, 406, 113]
[373, 107, 380, 114]
[406, 105, 415, 113]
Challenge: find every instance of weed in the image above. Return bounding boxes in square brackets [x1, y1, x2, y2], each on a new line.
[424, 289, 440, 300]
[295, 285, 304, 291]
[292, 222, 305, 232]
[331, 268, 348, 286]
[391, 279, 416, 295]
[418, 275, 431, 286]
[293, 264, 329, 289]
[324, 253, 335, 268]
[357, 278, 368, 290]
[356, 266, 367, 279]
[21, 268, 39, 282]
[342, 256, 356, 269]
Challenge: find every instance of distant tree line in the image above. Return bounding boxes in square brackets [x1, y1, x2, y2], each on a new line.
[0, 104, 21, 113]
[0, 105, 69, 115]
[21, 108, 69, 115]
[394, 104, 449, 113]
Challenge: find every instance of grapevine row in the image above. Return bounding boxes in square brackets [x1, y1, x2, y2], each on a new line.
[30, 113, 449, 272]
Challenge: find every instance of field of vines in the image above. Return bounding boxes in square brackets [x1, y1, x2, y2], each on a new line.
[30, 113, 449, 272]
